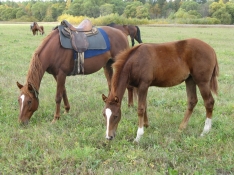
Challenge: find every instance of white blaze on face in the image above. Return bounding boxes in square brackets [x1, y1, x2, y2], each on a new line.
[105, 108, 112, 139]
[201, 118, 212, 136]
[20, 94, 25, 113]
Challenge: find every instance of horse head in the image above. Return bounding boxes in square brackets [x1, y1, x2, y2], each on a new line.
[17, 82, 39, 125]
[102, 94, 121, 140]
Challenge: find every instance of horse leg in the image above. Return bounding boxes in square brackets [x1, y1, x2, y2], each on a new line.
[197, 83, 215, 136]
[52, 73, 67, 123]
[127, 85, 135, 107]
[179, 77, 198, 130]
[53, 75, 70, 114]
[131, 37, 135, 47]
[103, 59, 113, 92]
[134, 85, 149, 142]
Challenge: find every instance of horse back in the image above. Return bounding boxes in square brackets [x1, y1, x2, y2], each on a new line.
[127, 39, 218, 87]
[101, 26, 129, 59]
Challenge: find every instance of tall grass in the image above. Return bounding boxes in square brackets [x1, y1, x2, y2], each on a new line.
[0, 23, 234, 174]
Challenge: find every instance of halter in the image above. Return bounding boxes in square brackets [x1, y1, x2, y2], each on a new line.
[28, 83, 39, 100]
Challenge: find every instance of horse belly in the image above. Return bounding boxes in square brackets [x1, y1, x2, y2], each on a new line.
[151, 68, 190, 87]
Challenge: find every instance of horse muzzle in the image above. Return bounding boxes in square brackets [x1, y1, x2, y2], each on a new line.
[106, 132, 115, 140]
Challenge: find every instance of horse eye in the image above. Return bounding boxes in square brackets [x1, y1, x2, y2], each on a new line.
[114, 116, 118, 120]
[28, 101, 32, 105]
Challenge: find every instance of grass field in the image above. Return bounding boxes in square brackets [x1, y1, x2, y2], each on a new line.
[0, 23, 234, 174]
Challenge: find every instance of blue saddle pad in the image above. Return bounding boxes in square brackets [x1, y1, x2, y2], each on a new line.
[84, 28, 110, 58]
[58, 25, 110, 58]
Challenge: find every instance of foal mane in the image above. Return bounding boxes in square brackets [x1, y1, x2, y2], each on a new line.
[112, 45, 141, 92]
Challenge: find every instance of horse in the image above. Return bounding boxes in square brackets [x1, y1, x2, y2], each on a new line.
[17, 25, 133, 125]
[107, 23, 142, 47]
[30, 22, 44, 35]
[102, 38, 219, 142]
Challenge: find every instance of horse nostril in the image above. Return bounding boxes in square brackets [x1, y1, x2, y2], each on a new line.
[106, 136, 113, 140]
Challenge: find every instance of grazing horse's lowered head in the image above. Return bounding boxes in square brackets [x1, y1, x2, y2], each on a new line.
[102, 95, 121, 140]
[17, 82, 39, 125]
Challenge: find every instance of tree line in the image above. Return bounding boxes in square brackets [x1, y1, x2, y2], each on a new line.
[0, 0, 234, 24]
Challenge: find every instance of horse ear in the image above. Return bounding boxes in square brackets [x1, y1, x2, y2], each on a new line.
[28, 83, 33, 91]
[114, 96, 119, 103]
[17, 82, 23, 89]
[102, 94, 107, 102]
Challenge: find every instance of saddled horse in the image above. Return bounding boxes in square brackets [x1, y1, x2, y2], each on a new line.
[107, 23, 142, 47]
[102, 38, 219, 142]
[17, 21, 133, 125]
[30, 22, 45, 35]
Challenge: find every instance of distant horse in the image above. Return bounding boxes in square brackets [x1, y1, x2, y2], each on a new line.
[30, 22, 44, 35]
[102, 38, 219, 142]
[17, 25, 132, 125]
[107, 23, 142, 47]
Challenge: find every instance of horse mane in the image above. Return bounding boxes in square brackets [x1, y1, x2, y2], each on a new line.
[26, 30, 56, 91]
[112, 45, 141, 92]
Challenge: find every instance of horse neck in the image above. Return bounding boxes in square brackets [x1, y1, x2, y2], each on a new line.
[26, 54, 46, 91]
[111, 65, 130, 103]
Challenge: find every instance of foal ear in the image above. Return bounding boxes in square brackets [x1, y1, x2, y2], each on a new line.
[102, 94, 107, 102]
[16, 82, 23, 89]
[114, 96, 119, 103]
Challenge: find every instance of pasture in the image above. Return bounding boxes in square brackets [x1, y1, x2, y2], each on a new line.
[0, 23, 234, 174]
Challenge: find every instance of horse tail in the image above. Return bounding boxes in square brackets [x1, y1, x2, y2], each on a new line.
[135, 26, 143, 43]
[210, 52, 219, 95]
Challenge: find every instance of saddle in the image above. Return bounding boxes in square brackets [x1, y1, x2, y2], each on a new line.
[60, 19, 98, 75]
[61, 19, 98, 52]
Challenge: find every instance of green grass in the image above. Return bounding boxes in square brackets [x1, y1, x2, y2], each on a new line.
[0, 23, 234, 174]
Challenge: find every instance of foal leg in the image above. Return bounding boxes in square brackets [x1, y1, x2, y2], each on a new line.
[179, 77, 198, 131]
[134, 85, 149, 142]
[52, 73, 67, 123]
[197, 83, 215, 136]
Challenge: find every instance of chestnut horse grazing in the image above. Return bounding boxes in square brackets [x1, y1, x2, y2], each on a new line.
[102, 38, 219, 142]
[30, 22, 44, 35]
[17, 26, 131, 125]
[107, 23, 142, 47]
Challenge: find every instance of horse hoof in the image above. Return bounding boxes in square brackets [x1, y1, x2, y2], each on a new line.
[51, 119, 57, 124]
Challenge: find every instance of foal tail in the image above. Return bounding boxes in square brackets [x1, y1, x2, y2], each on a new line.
[135, 26, 143, 43]
[210, 54, 219, 95]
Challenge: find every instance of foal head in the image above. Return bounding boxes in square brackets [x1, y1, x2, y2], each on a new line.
[17, 82, 39, 125]
[102, 94, 121, 140]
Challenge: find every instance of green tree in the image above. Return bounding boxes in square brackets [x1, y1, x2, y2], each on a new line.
[124, 1, 148, 18]
[100, 3, 114, 16]
[31, 2, 48, 21]
[82, 0, 100, 18]
[66, 0, 84, 16]
[180, 1, 199, 12]
[209, 0, 225, 15]
[136, 3, 150, 19]
[110, 0, 126, 15]
[212, 7, 232, 24]
[16, 8, 26, 19]
[226, 2, 234, 23]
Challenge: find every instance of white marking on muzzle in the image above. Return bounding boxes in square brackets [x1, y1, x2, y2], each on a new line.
[105, 108, 112, 139]
[201, 118, 212, 136]
[20, 94, 25, 113]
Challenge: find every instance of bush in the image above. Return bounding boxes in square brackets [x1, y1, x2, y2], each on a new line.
[57, 13, 150, 26]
